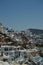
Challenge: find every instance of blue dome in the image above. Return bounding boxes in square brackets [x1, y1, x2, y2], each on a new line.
[7, 29, 14, 32]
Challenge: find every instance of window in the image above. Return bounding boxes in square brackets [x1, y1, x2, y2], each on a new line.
[4, 47, 8, 51]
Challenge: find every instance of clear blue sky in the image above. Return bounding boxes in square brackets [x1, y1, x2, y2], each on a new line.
[0, 0, 43, 30]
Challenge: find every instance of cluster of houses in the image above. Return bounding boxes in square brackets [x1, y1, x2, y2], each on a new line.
[0, 23, 43, 65]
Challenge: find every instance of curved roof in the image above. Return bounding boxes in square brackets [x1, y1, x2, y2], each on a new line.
[7, 29, 14, 32]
